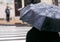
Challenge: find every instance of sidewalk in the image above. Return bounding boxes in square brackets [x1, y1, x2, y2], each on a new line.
[0, 18, 30, 27]
[0, 18, 24, 25]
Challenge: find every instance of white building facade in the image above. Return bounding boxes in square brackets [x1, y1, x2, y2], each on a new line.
[0, 0, 15, 19]
[0, 0, 59, 20]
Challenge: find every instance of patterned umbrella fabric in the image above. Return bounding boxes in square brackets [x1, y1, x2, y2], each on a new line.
[20, 3, 60, 32]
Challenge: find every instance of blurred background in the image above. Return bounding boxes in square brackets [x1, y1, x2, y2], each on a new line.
[0, 0, 60, 42]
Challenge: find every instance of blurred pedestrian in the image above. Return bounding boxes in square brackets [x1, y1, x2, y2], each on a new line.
[5, 6, 10, 22]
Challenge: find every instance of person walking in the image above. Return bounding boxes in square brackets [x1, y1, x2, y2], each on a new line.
[5, 6, 10, 22]
[20, 3, 60, 42]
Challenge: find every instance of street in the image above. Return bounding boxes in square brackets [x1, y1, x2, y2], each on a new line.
[0, 40, 25, 42]
[0, 25, 32, 42]
[0, 24, 60, 42]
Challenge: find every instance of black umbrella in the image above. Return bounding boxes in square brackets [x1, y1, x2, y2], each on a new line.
[20, 3, 60, 32]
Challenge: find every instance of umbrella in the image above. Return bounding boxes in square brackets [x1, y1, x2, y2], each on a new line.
[20, 3, 60, 32]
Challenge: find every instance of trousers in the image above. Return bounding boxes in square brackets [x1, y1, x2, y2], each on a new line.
[6, 14, 10, 22]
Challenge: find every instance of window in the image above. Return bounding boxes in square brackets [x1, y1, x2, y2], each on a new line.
[52, 0, 58, 6]
[24, 0, 41, 6]
[32, 0, 41, 4]
[58, 0, 60, 6]
[15, 0, 22, 16]
[15, 0, 22, 8]
[24, 0, 31, 6]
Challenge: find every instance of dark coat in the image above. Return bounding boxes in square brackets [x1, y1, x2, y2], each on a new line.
[5, 8, 10, 22]
[26, 27, 59, 42]
[5, 8, 10, 14]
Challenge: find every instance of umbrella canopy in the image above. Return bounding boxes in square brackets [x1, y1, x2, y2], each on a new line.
[20, 3, 60, 32]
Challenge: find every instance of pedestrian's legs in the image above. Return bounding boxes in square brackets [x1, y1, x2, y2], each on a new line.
[6, 14, 8, 21]
[6, 14, 10, 22]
